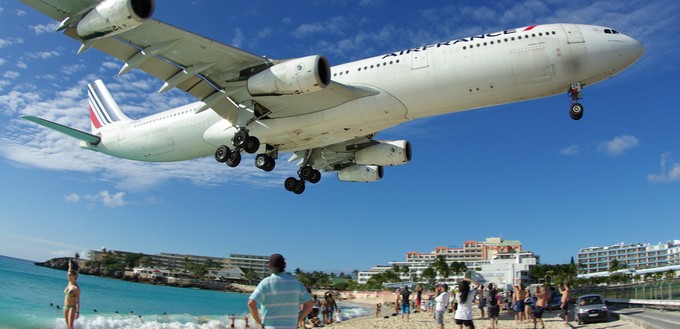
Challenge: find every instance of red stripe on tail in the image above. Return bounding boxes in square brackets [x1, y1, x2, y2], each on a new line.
[524, 25, 537, 31]
[89, 106, 102, 129]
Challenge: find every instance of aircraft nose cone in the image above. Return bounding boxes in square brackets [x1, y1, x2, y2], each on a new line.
[631, 38, 645, 61]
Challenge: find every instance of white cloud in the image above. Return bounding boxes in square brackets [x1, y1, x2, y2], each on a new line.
[3, 71, 20, 79]
[16, 60, 27, 69]
[29, 22, 59, 35]
[65, 193, 81, 203]
[26, 51, 60, 60]
[559, 145, 580, 156]
[0, 37, 23, 48]
[16, 9, 26, 17]
[85, 190, 127, 208]
[597, 135, 639, 157]
[647, 153, 680, 184]
[0, 58, 5, 66]
[61, 63, 86, 75]
[231, 28, 244, 48]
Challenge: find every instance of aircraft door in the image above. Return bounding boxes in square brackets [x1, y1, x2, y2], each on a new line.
[561, 24, 585, 43]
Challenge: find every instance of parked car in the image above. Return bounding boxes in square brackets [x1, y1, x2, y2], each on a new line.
[575, 294, 609, 325]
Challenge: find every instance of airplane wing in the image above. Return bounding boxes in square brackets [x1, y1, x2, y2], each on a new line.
[20, 0, 376, 121]
[22, 115, 101, 145]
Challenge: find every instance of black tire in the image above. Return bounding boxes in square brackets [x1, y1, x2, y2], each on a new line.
[293, 182, 305, 195]
[284, 177, 298, 191]
[214, 145, 230, 163]
[233, 130, 249, 147]
[299, 166, 314, 181]
[226, 151, 241, 167]
[264, 157, 275, 172]
[255, 154, 268, 170]
[570, 103, 584, 120]
[308, 170, 321, 184]
[243, 136, 260, 154]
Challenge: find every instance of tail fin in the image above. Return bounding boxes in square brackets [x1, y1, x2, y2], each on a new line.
[87, 80, 131, 133]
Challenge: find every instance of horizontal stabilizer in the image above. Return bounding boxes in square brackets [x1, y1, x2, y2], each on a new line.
[22, 115, 101, 145]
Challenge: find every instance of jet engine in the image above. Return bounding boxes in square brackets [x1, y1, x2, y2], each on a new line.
[337, 165, 384, 182]
[247, 55, 330, 95]
[355, 140, 412, 166]
[76, 0, 155, 40]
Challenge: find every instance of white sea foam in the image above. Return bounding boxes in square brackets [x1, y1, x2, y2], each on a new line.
[49, 307, 371, 329]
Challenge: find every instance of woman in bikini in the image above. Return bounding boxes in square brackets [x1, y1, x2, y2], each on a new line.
[63, 260, 80, 329]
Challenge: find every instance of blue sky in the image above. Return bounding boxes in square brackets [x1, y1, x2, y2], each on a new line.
[0, 0, 678, 274]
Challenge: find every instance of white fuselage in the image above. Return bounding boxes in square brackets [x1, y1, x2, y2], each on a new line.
[86, 24, 644, 162]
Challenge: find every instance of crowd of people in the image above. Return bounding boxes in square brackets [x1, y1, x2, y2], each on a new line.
[388, 280, 571, 329]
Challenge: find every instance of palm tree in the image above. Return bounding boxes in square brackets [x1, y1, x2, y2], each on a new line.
[665, 270, 676, 280]
[422, 266, 437, 286]
[401, 265, 410, 279]
[433, 256, 450, 280]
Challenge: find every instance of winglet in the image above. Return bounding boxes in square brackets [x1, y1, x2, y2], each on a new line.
[22, 115, 101, 145]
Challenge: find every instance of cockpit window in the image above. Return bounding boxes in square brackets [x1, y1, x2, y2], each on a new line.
[604, 29, 621, 34]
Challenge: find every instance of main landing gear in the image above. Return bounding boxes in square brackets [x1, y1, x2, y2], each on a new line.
[568, 82, 585, 121]
[214, 128, 267, 168]
[284, 165, 321, 195]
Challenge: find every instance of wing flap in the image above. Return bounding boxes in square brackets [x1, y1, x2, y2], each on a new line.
[22, 115, 101, 145]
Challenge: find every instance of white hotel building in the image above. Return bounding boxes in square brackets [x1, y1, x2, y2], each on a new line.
[577, 240, 680, 274]
[358, 237, 538, 289]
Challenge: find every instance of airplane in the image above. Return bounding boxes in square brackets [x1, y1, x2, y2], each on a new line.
[20, 0, 644, 194]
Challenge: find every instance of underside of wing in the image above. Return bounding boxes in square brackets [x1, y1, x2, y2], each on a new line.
[21, 0, 378, 121]
[291, 136, 412, 182]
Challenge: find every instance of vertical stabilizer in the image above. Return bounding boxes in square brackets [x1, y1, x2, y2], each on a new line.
[87, 80, 131, 134]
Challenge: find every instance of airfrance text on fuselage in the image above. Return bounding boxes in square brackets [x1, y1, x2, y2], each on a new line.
[382, 26, 536, 59]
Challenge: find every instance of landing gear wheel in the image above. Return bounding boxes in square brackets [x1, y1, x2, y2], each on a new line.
[293, 181, 306, 195]
[214, 145, 231, 163]
[225, 151, 241, 167]
[299, 166, 315, 181]
[284, 177, 299, 192]
[233, 130, 249, 147]
[308, 170, 321, 184]
[570, 103, 584, 121]
[243, 136, 260, 154]
[255, 154, 275, 172]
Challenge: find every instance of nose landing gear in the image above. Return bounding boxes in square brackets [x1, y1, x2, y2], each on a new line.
[568, 82, 584, 121]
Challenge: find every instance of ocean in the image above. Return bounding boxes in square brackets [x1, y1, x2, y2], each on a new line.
[0, 256, 370, 329]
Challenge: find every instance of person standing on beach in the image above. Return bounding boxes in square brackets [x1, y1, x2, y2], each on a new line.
[512, 284, 526, 323]
[477, 285, 486, 319]
[486, 284, 499, 329]
[399, 286, 412, 321]
[559, 282, 571, 326]
[63, 260, 80, 329]
[434, 284, 450, 329]
[416, 284, 423, 311]
[532, 286, 547, 329]
[248, 254, 314, 329]
[454, 278, 479, 329]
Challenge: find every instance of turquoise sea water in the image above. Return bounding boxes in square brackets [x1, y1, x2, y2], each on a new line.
[0, 256, 369, 329]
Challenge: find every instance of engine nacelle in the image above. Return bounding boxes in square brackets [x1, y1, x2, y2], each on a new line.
[355, 140, 412, 166]
[337, 165, 384, 182]
[247, 55, 330, 95]
[77, 0, 155, 40]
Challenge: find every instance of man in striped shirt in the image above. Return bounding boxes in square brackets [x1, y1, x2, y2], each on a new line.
[248, 254, 314, 329]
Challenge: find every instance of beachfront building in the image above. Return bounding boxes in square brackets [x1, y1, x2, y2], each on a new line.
[577, 240, 680, 275]
[223, 254, 269, 279]
[88, 249, 269, 279]
[358, 237, 534, 287]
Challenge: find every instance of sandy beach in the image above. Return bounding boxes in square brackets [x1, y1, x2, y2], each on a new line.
[332, 294, 642, 329]
[330, 307, 641, 329]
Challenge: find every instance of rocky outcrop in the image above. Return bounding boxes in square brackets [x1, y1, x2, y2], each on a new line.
[35, 257, 249, 293]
